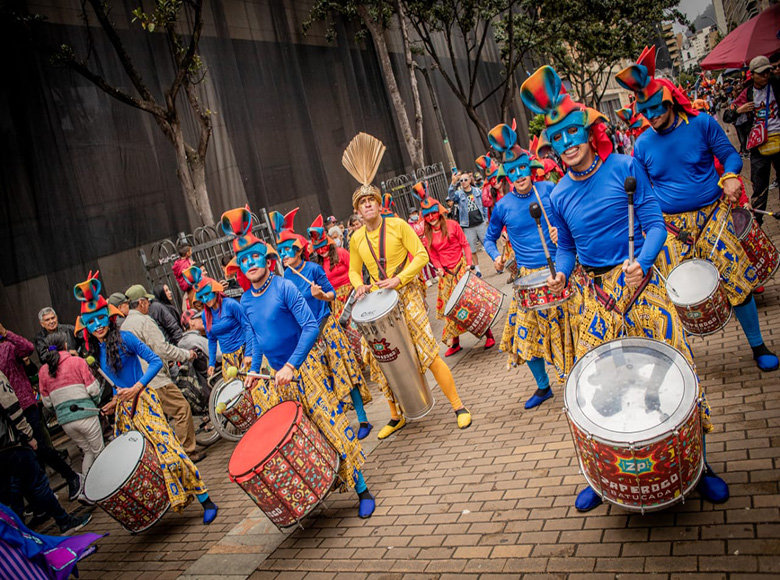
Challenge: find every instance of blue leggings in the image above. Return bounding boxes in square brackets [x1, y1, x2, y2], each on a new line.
[527, 357, 550, 390]
[734, 296, 763, 348]
[349, 387, 368, 423]
[355, 471, 367, 494]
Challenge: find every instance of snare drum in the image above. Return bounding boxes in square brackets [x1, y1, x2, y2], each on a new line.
[352, 289, 434, 419]
[443, 271, 504, 337]
[505, 258, 518, 283]
[513, 268, 571, 310]
[228, 401, 339, 528]
[83, 431, 170, 533]
[564, 337, 704, 513]
[666, 259, 731, 336]
[731, 207, 779, 286]
[215, 379, 257, 434]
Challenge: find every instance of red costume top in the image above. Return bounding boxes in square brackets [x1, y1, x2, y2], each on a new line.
[322, 247, 352, 289]
[423, 220, 472, 270]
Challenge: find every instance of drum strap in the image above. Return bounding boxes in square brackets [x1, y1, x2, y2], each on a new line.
[692, 200, 724, 251]
[664, 222, 693, 246]
[622, 268, 654, 315]
[589, 268, 652, 315]
[366, 217, 389, 280]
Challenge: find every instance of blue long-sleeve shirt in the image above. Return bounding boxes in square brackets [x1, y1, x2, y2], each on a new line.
[633, 112, 742, 213]
[202, 297, 254, 367]
[241, 275, 320, 371]
[98, 331, 163, 392]
[283, 261, 335, 325]
[550, 154, 667, 278]
[484, 181, 557, 269]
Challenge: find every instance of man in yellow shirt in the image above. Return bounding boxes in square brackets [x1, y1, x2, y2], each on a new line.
[344, 133, 471, 439]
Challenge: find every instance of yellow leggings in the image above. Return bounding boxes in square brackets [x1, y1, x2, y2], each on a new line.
[387, 355, 463, 419]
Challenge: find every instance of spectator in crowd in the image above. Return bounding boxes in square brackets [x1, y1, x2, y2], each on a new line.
[447, 171, 486, 277]
[125, 284, 183, 344]
[345, 214, 363, 251]
[37, 331, 104, 483]
[154, 284, 182, 329]
[0, 323, 82, 501]
[121, 295, 205, 462]
[107, 292, 129, 328]
[328, 225, 345, 248]
[172, 240, 194, 293]
[0, 370, 91, 533]
[178, 309, 219, 357]
[34, 308, 80, 361]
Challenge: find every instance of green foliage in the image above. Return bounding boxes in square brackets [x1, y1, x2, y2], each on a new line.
[303, 0, 395, 42]
[528, 114, 546, 137]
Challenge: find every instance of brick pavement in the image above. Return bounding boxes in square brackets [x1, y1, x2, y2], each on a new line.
[68, 168, 779, 578]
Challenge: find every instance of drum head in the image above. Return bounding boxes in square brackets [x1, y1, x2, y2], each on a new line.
[666, 259, 719, 306]
[229, 401, 299, 478]
[217, 379, 245, 410]
[731, 208, 751, 238]
[514, 269, 549, 289]
[352, 289, 399, 324]
[84, 430, 145, 501]
[565, 338, 697, 444]
[444, 272, 471, 313]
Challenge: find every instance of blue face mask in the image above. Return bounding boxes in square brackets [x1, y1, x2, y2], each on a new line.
[82, 309, 109, 334]
[196, 288, 216, 304]
[547, 113, 590, 157]
[636, 91, 668, 120]
[277, 241, 298, 259]
[237, 244, 268, 274]
[504, 155, 532, 182]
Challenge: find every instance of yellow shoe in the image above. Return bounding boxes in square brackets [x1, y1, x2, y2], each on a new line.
[456, 408, 472, 429]
[377, 417, 406, 439]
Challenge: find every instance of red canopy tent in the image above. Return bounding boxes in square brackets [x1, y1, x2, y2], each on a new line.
[700, 4, 780, 70]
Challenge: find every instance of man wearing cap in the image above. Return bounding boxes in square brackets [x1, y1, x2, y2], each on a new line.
[616, 47, 778, 373]
[733, 55, 780, 219]
[126, 284, 183, 345]
[107, 292, 129, 328]
[34, 307, 81, 361]
[178, 309, 218, 357]
[121, 289, 205, 461]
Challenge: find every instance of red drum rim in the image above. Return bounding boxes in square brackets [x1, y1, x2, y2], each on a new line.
[564, 337, 698, 445]
[228, 401, 301, 483]
[730, 207, 752, 240]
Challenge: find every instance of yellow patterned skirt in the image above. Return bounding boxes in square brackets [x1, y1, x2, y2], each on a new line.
[221, 345, 249, 382]
[658, 198, 758, 304]
[397, 282, 439, 374]
[115, 388, 208, 511]
[434, 258, 468, 343]
[499, 265, 574, 383]
[318, 314, 372, 405]
[249, 351, 365, 492]
[570, 263, 712, 433]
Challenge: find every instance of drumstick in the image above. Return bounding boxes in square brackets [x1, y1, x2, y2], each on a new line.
[652, 266, 680, 298]
[287, 264, 314, 285]
[708, 203, 731, 260]
[625, 177, 636, 264]
[529, 203, 556, 277]
[752, 208, 779, 219]
[532, 185, 553, 232]
[243, 370, 300, 384]
[69, 404, 102, 416]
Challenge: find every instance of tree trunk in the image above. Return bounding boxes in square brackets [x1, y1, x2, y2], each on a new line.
[170, 122, 215, 226]
[397, 2, 425, 168]
[359, 7, 424, 170]
[465, 104, 490, 150]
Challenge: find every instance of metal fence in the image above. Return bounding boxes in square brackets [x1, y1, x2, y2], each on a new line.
[139, 208, 275, 303]
[380, 162, 451, 221]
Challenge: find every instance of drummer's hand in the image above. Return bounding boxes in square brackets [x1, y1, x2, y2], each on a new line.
[116, 382, 143, 403]
[207, 366, 215, 377]
[722, 177, 741, 203]
[548, 272, 566, 294]
[493, 256, 505, 272]
[376, 276, 400, 290]
[275, 364, 294, 387]
[742, 199, 753, 210]
[27, 438, 38, 451]
[549, 226, 559, 246]
[245, 374, 259, 389]
[242, 357, 252, 371]
[310, 283, 327, 300]
[101, 398, 117, 415]
[354, 284, 372, 299]
[622, 260, 645, 287]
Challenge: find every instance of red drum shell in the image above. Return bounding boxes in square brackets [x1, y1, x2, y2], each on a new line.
[443, 272, 504, 337]
[513, 269, 571, 311]
[732, 207, 780, 286]
[217, 380, 257, 434]
[666, 260, 732, 336]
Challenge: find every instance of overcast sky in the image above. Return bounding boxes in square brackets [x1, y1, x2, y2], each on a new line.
[679, 0, 712, 21]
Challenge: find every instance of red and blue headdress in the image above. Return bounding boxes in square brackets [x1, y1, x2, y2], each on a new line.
[381, 193, 396, 218]
[475, 155, 502, 187]
[485, 121, 540, 183]
[270, 207, 309, 259]
[412, 181, 444, 217]
[73, 271, 122, 342]
[616, 103, 651, 138]
[520, 66, 611, 160]
[615, 46, 697, 119]
[307, 214, 333, 252]
[220, 206, 278, 271]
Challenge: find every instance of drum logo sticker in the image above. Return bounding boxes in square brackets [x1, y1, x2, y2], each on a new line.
[456, 308, 470, 322]
[369, 338, 400, 363]
[615, 456, 656, 476]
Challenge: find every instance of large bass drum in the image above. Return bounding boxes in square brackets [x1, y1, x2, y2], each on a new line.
[351, 289, 434, 420]
[564, 337, 704, 513]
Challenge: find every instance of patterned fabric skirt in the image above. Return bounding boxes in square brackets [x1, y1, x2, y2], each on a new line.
[397, 282, 439, 374]
[362, 336, 396, 406]
[658, 198, 758, 304]
[570, 263, 712, 433]
[318, 314, 372, 405]
[249, 351, 366, 492]
[115, 388, 208, 511]
[435, 258, 468, 343]
[499, 265, 574, 383]
[221, 345, 248, 382]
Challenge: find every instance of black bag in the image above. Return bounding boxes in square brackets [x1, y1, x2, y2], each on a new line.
[723, 106, 738, 125]
[176, 360, 210, 416]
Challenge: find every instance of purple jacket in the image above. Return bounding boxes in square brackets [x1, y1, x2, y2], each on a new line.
[0, 332, 36, 409]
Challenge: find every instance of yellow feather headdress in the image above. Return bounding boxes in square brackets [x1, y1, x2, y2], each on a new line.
[342, 133, 386, 209]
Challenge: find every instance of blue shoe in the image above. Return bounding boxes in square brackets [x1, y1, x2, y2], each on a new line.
[358, 494, 375, 519]
[358, 422, 373, 440]
[575, 486, 602, 512]
[755, 353, 779, 372]
[697, 467, 729, 504]
[524, 388, 553, 410]
[203, 504, 218, 525]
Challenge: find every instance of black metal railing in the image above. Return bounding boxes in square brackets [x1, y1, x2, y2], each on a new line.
[380, 162, 450, 221]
